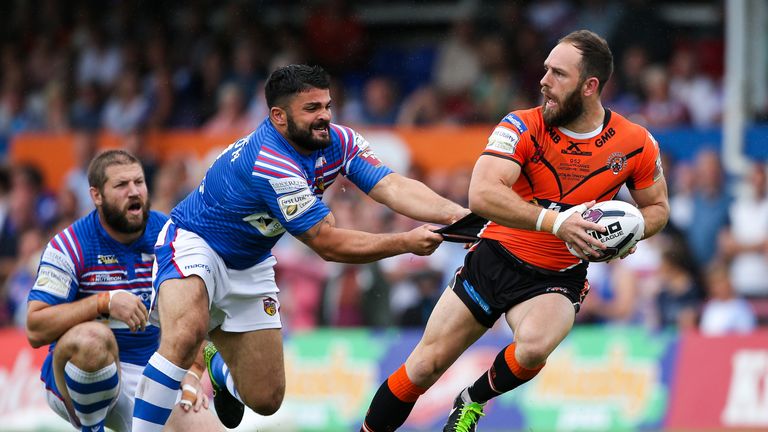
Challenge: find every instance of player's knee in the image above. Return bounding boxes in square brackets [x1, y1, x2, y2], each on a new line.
[407, 354, 450, 387]
[514, 340, 553, 369]
[243, 386, 284, 416]
[60, 322, 116, 367]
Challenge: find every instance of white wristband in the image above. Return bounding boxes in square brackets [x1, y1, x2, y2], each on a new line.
[108, 289, 128, 311]
[535, 209, 547, 231]
[551, 204, 588, 235]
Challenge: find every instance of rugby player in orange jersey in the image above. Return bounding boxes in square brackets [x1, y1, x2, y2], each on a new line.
[361, 30, 670, 432]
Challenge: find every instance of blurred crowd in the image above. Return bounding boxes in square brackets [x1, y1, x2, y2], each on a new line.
[1, 0, 766, 335]
[0, 0, 736, 150]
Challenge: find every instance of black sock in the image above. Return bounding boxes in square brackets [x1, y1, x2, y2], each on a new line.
[362, 379, 418, 432]
[467, 344, 542, 403]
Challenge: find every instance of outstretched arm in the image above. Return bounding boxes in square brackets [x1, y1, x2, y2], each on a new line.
[297, 212, 443, 263]
[367, 173, 469, 225]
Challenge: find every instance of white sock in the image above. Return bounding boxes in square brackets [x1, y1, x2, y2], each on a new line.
[64, 361, 119, 430]
[131, 353, 186, 432]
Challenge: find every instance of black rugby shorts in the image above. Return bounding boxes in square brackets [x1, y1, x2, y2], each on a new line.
[450, 240, 590, 328]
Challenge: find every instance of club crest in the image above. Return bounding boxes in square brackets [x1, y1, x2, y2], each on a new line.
[263, 297, 278, 316]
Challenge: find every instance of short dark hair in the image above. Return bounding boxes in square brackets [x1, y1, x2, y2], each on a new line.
[264, 64, 330, 108]
[559, 30, 613, 93]
[87, 149, 141, 190]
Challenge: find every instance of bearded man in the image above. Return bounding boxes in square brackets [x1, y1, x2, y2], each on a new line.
[131, 64, 468, 431]
[27, 150, 222, 432]
[361, 29, 670, 432]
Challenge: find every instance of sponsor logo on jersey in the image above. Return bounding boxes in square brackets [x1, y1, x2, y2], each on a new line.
[269, 177, 309, 194]
[354, 132, 371, 150]
[141, 253, 155, 262]
[42, 247, 75, 274]
[502, 113, 528, 133]
[97, 254, 119, 265]
[34, 266, 72, 297]
[243, 212, 286, 237]
[561, 140, 592, 156]
[486, 126, 519, 154]
[547, 127, 561, 144]
[263, 297, 278, 316]
[594, 127, 616, 147]
[607, 152, 627, 174]
[278, 189, 316, 221]
[93, 273, 124, 283]
[358, 148, 383, 168]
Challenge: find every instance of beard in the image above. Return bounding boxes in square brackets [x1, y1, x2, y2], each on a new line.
[286, 115, 331, 152]
[542, 83, 585, 127]
[102, 197, 149, 235]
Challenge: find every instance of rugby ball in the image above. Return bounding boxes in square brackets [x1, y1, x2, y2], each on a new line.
[566, 200, 645, 262]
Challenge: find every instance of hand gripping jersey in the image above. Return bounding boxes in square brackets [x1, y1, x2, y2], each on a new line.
[480, 107, 663, 271]
[29, 210, 168, 370]
[170, 118, 393, 270]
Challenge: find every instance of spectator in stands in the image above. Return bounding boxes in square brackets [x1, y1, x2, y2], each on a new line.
[700, 261, 756, 335]
[121, 128, 159, 194]
[668, 47, 722, 128]
[26, 81, 70, 133]
[76, 26, 123, 89]
[569, 0, 622, 41]
[685, 149, 732, 267]
[225, 37, 265, 104]
[11, 164, 57, 232]
[635, 65, 689, 128]
[360, 77, 400, 126]
[655, 246, 701, 330]
[431, 17, 481, 114]
[143, 36, 176, 130]
[3, 227, 44, 327]
[0, 166, 16, 289]
[304, 0, 369, 73]
[718, 162, 768, 297]
[470, 34, 529, 123]
[611, 45, 649, 113]
[65, 130, 98, 217]
[399, 269, 443, 327]
[202, 82, 251, 135]
[70, 82, 103, 130]
[102, 70, 149, 134]
[150, 158, 190, 215]
[668, 160, 696, 231]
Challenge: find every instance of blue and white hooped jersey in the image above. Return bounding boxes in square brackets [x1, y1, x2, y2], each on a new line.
[170, 118, 393, 270]
[28, 210, 168, 366]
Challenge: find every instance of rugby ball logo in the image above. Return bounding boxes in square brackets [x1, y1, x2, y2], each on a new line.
[567, 200, 645, 262]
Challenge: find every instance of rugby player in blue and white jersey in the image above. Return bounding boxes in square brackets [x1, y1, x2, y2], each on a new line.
[26, 150, 222, 432]
[131, 64, 469, 431]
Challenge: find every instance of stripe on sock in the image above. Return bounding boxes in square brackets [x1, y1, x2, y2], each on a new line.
[63, 362, 118, 427]
[132, 353, 186, 432]
[504, 343, 544, 380]
[386, 364, 426, 403]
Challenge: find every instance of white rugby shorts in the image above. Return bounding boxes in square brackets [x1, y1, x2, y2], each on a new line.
[153, 220, 282, 332]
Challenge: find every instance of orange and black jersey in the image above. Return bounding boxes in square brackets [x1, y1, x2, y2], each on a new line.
[479, 106, 663, 271]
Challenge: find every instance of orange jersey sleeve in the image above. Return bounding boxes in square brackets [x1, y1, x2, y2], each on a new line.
[479, 108, 663, 271]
